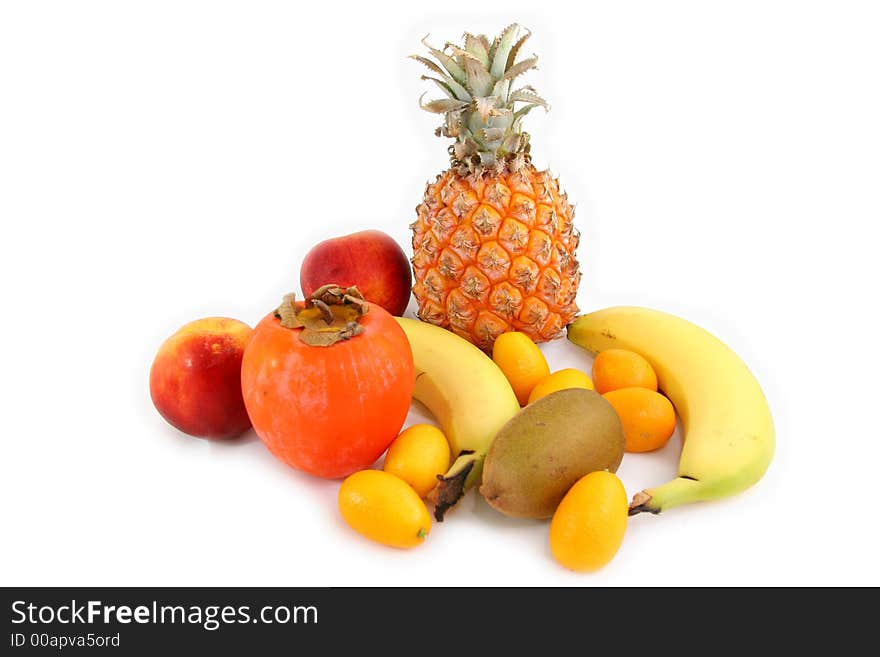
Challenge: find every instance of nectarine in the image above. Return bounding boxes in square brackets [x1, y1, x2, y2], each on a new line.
[149, 317, 252, 439]
[300, 230, 412, 316]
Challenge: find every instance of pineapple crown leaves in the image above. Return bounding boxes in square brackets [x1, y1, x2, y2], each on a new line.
[412, 23, 549, 177]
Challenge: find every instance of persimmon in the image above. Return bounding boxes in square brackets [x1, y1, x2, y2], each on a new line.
[241, 285, 415, 479]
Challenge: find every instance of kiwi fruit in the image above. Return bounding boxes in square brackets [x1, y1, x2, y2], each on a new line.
[479, 388, 624, 519]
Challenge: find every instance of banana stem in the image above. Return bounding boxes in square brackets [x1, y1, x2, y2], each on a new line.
[628, 491, 656, 516]
[629, 477, 702, 516]
[428, 451, 478, 522]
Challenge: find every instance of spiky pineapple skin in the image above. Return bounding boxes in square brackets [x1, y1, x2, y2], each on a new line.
[411, 165, 580, 351]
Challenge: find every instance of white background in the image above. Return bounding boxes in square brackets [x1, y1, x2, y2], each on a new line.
[2, 0, 879, 587]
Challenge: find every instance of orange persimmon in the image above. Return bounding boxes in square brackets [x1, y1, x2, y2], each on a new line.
[241, 289, 415, 479]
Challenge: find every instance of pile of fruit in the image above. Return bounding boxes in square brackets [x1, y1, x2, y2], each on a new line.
[149, 25, 775, 572]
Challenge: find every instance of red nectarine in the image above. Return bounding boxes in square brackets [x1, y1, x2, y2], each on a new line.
[149, 317, 252, 439]
[300, 230, 412, 316]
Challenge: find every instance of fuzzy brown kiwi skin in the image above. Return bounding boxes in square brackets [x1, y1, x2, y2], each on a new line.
[479, 388, 625, 519]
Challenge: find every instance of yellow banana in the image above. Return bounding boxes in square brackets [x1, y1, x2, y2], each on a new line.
[394, 317, 521, 521]
[567, 307, 774, 515]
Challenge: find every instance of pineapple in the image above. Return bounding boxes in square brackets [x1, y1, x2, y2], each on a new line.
[410, 24, 581, 351]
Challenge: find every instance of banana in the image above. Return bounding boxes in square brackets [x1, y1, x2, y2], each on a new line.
[567, 307, 774, 515]
[394, 317, 521, 521]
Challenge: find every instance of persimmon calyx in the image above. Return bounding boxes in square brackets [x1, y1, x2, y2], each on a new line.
[274, 285, 370, 347]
